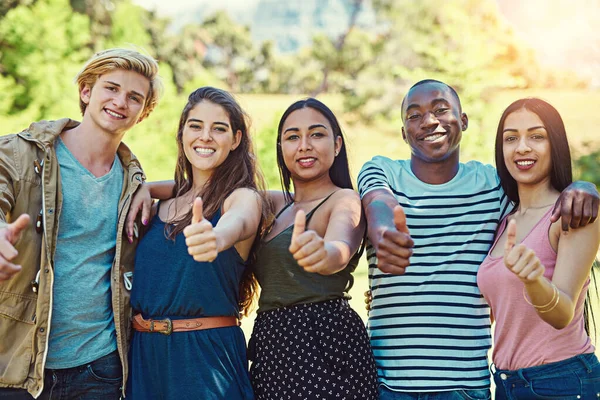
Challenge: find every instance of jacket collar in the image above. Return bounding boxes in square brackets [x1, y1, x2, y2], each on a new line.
[21, 118, 144, 178]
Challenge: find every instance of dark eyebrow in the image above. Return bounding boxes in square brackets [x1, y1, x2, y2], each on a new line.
[405, 104, 420, 113]
[503, 125, 547, 133]
[431, 98, 450, 106]
[187, 118, 230, 128]
[528, 126, 546, 132]
[308, 124, 327, 131]
[283, 127, 299, 135]
[104, 80, 146, 100]
[405, 98, 450, 115]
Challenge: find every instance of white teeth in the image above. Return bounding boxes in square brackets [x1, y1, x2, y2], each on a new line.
[194, 147, 215, 155]
[105, 109, 125, 119]
[517, 160, 534, 166]
[423, 133, 444, 142]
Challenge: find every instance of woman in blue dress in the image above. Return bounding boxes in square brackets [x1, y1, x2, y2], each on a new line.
[126, 87, 269, 399]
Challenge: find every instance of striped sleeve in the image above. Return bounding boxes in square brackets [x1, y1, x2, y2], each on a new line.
[358, 157, 393, 198]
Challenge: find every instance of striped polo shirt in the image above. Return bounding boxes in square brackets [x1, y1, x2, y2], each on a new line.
[358, 157, 511, 392]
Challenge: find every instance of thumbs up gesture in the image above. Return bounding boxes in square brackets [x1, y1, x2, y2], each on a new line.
[0, 214, 31, 281]
[375, 205, 414, 275]
[183, 197, 218, 262]
[289, 210, 328, 274]
[503, 219, 545, 283]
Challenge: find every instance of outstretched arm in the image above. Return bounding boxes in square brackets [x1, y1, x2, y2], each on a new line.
[289, 190, 364, 275]
[0, 140, 31, 280]
[184, 188, 262, 262]
[362, 189, 414, 275]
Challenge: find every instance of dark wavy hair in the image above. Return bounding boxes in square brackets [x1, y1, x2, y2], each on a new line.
[495, 97, 599, 337]
[276, 98, 353, 203]
[168, 86, 271, 317]
[495, 97, 572, 206]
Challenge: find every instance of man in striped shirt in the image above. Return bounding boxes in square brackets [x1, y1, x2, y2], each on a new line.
[358, 79, 599, 399]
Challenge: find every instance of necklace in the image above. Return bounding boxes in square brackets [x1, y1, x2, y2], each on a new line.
[518, 202, 555, 216]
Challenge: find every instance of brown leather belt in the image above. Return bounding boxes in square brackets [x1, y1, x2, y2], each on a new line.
[132, 313, 239, 335]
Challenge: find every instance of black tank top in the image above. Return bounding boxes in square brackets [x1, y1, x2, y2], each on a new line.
[254, 193, 359, 313]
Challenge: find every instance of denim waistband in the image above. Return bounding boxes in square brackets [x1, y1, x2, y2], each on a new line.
[490, 353, 598, 383]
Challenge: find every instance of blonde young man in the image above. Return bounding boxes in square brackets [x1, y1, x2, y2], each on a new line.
[0, 49, 162, 399]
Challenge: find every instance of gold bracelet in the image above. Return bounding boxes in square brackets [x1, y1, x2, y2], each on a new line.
[538, 289, 560, 313]
[522, 283, 558, 309]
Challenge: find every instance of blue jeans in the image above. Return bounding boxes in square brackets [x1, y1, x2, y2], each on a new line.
[0, 350, 122, 400]
[492, 353, 600, 399]
[378, 386, 491, 400]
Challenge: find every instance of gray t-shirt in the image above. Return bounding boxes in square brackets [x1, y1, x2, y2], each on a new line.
[46, 137, 123, 368]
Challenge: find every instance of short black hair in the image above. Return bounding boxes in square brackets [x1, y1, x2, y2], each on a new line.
[401, 79, 462, 115]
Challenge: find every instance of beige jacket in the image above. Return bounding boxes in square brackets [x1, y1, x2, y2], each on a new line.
[0, 119, 143, 397]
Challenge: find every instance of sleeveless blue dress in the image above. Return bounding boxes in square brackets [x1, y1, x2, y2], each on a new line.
[126, 208, 254, 400]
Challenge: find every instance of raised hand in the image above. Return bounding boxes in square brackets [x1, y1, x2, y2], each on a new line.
[503, 219, 545, 283]
[375, 205, 414, 275]
[0, 214, 31, 281]
[184, 197, 218, 262]
[288, 210, 328, 274]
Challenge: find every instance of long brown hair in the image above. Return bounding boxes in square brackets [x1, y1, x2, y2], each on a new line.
[168, 86, 271, 317]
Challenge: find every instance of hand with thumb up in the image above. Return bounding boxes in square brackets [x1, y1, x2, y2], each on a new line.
[288, 210, 329, 274]
[503, 219, 545, 283]
[375, 205, 414, 275]
[184, 197, 219, 262]
[0, 214, 31, 281]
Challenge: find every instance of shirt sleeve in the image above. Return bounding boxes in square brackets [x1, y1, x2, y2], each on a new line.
[0, 135, 18, 228]
[357, 157, 393, 199]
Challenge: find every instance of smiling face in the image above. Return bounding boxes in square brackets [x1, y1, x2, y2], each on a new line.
[80, 69, 150, 137]
[401, 82, 467, 164]
[181, 100, 241, 182]
[502, 108, 552, 188]
[280, 107, 342, 184]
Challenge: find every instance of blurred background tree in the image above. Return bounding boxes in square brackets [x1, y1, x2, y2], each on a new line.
[0, 0, 597, 187]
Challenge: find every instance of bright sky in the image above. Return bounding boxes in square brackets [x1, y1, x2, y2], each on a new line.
[132, 0, 254, 15]
[133, 0, 599, 84]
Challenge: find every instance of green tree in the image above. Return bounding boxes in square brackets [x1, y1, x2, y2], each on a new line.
[574, 144, 600, 189]
[200, 11, 255, 92]
[0, 0, 91, 119]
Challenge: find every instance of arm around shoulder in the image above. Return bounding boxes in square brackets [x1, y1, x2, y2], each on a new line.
[292, 189, 364, 276]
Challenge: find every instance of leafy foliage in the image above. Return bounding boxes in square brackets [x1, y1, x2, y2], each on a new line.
[0, 0, 596, 183]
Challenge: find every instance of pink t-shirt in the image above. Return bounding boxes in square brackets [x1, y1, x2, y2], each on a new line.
[477, 208, 594, 370]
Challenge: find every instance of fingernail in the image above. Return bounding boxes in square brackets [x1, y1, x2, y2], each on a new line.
[128, 236, 133, 244]
[142, 218, 148, 225]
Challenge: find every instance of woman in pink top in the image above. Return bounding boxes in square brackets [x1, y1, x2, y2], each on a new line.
[477, 98, 600, 399]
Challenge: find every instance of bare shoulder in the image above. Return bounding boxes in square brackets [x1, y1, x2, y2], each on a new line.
[553, 215, 600, 248]
[330, 188, 360, 204]
[266, 190, 287, 213]
[327, 189, 361, 213]
[224, 187, 262, 209]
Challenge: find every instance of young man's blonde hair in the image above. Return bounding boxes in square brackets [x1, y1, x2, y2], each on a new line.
[75, 48, 163, 122]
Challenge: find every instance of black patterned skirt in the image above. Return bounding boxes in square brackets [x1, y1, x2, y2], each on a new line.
[248, 298, 378, 400]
